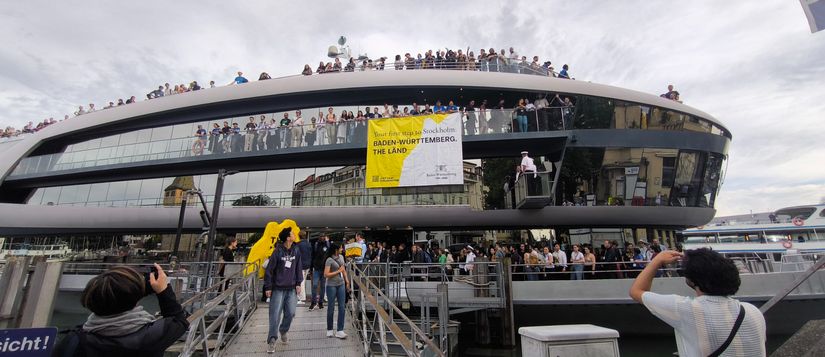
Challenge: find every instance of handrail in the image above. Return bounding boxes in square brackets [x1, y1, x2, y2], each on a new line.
[173, 262, 258, 357]
[12, 107, 571, 178]
[760, 255, 825, 313]
[348, 263, 446, 357]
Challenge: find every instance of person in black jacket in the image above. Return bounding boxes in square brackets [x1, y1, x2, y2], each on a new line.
[54, 263, 188, 357]
[310, 234, 331, 310]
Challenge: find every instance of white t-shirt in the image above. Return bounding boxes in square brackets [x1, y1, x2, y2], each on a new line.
[570, 251, 584, 263]
[520, 156, 536, 172]
[465, 252, 476, 272]
[641, 292, 766, 357]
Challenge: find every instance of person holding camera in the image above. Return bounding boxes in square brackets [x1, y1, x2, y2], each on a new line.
[54, 263, 189, 357]
[264, 227, 303, 353]
[630, 249, 766, 357]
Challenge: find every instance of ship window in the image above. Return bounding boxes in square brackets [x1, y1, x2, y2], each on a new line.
[776, 207, 816, 220]
[661, 157, 676, 187]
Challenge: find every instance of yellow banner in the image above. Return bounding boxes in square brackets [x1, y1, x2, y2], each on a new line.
[366, 113, 463, 188]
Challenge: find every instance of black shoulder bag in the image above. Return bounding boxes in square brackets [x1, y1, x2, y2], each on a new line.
[707, 304, 746, 357]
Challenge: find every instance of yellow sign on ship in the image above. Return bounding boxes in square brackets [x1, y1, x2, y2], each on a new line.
[366, 113, 463, 188]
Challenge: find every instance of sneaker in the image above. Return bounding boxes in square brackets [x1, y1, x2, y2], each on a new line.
[335, 330, 348, 339]
[326, 330, 334, 337]
[280, 332, 289, 344]
[309, 302, 316, 311]
[297, 299, 305, 306]
[318, 301, 324, 309]
[267, 339, 276, 353]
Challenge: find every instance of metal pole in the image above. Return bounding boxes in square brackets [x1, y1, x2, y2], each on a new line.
[194, 190, 212, 224]
[172, 194, 188, 259]
[204, 169, 227, 290]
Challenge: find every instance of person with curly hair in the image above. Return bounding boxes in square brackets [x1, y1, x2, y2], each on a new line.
[630, 248, 766, 357]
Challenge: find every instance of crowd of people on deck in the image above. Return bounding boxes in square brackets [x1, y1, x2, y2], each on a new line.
[2, 44, 686, 143]
[189, 95, 575, 155]
[304, 47, 572, 78]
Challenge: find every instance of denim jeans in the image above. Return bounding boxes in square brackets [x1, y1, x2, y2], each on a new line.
[312, 270, 327, 303]
[268, 288, 297, 342]
[570, 264, 584, 280]
[517, 115, 528, 133]
[326, 284, 346, 331]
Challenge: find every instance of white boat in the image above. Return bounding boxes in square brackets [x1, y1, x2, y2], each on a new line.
[682, 204, 825, 254]
[0, 237, 73, 261]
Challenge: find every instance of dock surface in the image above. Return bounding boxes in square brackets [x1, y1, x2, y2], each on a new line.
[223, 301, 363, 356]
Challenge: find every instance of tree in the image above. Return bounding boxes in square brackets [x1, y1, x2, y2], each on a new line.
[555, 148, 604, 204]
[232, 194, 274, 207]
[482, 158, 520, 209]
[572, 96, 614, 129]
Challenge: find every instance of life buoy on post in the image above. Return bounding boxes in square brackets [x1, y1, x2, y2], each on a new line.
[792, 216, 805, 226]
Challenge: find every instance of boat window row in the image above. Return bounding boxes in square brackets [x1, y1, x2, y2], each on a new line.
[9, 92, 728, 177]
[683, 229, 825, 244]
[25, 165, 483, 210]
[545, 147, 725, 209]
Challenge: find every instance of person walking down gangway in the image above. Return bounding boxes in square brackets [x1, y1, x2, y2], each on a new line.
[264, 227, 303, 354]
[323, 243, 350, 339]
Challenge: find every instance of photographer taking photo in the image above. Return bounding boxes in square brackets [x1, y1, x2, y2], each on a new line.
[55, 263, 189, 357]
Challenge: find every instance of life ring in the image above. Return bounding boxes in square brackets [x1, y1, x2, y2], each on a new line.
[782, 241, 793, 249]
[792, 216, 805, 226]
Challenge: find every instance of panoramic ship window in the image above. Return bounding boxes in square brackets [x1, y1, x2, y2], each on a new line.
[661, 157, 676, 187]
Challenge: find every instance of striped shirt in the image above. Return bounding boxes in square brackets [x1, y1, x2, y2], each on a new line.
[642, 292, 766, 357]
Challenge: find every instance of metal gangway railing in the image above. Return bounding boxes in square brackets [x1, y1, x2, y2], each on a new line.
[172, 262, 258, 357]
[356, 261, 505, 310]
[348, 262, 447, 357]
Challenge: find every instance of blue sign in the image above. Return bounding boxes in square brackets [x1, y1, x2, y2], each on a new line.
[0, 327, 57, 357]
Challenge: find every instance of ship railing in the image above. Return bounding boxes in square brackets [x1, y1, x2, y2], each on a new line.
[509, 260, 682, 280]
[348, 262, 447, 357]
[354, 261, 505, 309]
[320, 58, 555, 77]
[10, 106, 573, 177]
[170, 261, 258, 357]
[61, 261, 253, 301]
[780, 252, 823, 272]
[66, 186, 475, 209]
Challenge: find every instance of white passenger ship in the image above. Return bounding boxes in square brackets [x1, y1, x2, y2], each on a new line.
[682, 204, 825, 254]
[0, 237, 72, 261]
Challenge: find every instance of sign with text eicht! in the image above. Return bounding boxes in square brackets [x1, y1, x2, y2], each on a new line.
[0, 327, 56, 356]
[366, 113, 464, 188]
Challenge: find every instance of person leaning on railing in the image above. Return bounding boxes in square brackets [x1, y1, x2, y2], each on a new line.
[54, 263, 189, 357]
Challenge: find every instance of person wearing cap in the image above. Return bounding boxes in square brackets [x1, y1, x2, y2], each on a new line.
[520, 151, 539, 195]
[464, 246, 476, 274]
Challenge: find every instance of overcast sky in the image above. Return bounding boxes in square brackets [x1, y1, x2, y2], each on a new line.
[1, 0, 823, 216]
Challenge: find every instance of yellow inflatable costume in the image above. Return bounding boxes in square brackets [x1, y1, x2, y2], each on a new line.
[245, 219, 301, 277]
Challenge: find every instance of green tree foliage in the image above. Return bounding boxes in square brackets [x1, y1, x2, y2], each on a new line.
[232, 194, 273, 206]
[556, 148, 605, 204]
[482, 158, 520, 209]
[572, 96, 614, 129]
